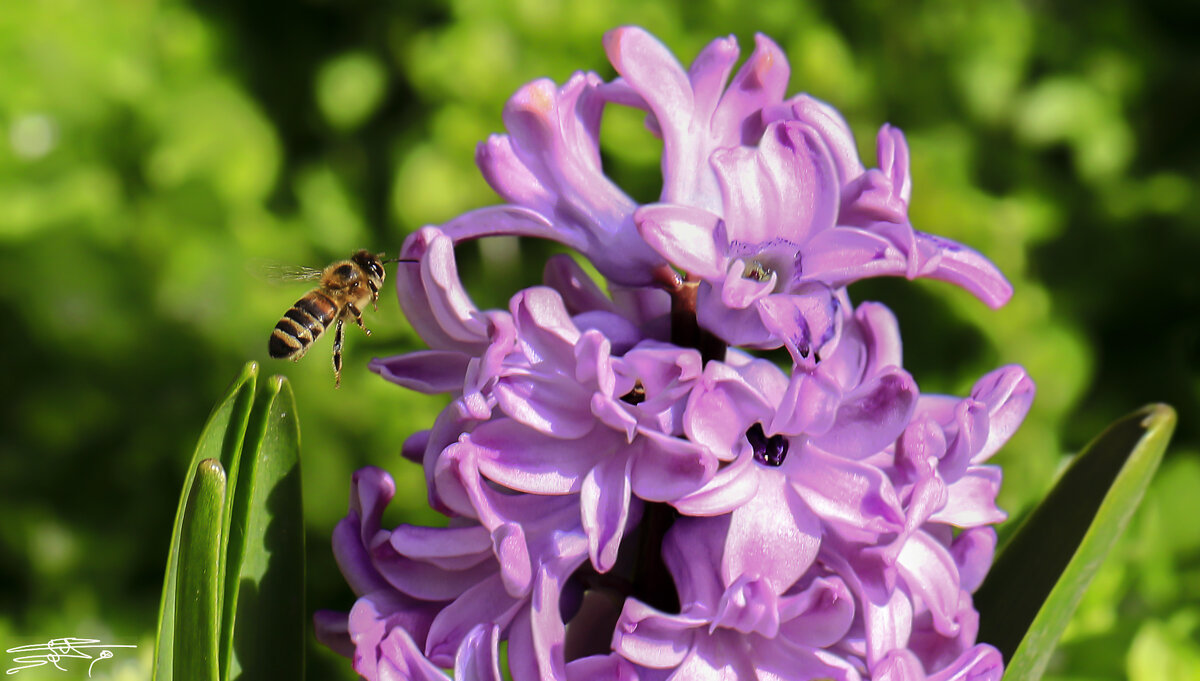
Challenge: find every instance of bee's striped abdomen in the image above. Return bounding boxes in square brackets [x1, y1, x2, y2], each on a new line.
[269, 291, 339, 359]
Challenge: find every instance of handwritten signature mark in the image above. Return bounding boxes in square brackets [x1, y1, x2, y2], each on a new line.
[6, 638, 136, 677]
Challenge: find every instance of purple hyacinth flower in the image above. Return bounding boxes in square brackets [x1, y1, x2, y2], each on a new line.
[317, 466, 623, 681]
[474, 71, 669, 286]
[603, 26, 1011, 359]
[418, 286, 716, 573]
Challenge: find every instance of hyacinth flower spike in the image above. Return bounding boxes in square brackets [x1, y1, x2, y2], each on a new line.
[315, 25, 1042, 681]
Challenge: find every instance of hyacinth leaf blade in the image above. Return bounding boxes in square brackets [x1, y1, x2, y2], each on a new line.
[153, 361, 258, 681]
[221, 374, 305, 681]
[172, 458, 227, 681]
[975, 403, 1176, 680]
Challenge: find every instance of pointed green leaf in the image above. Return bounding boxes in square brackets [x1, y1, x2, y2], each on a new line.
[222, 375, 306, 681]
[154, 362, 258, 681]
[976, 404, 1177, 681]
[173, 458, 228, 681]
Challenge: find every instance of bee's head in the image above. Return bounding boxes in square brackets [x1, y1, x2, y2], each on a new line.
[351, 249, 387, 284]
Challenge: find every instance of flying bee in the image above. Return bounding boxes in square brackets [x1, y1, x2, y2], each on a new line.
[268, 249, 389, 388]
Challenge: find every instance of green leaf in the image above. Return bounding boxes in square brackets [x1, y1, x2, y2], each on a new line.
[173, 458, 228, 681]
[976, 403, 1177, 681]
[154, 362, 258, 681]
[221, 375, 306, 680]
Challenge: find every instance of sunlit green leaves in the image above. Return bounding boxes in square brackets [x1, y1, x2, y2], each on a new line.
[975, 404, 1176, 681]
[153, 362, 304, 681]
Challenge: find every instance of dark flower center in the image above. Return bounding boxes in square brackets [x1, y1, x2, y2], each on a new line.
[620, 381, 646, 405]
[742, 259, 774, 282]
[746, 423, 789, 466]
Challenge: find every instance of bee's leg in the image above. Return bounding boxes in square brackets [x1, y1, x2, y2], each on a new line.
[347, 303, 372, 336]
[332, 318, 345, 389]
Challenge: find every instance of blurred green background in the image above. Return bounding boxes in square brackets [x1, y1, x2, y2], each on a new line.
[1, 0, 1196, 679]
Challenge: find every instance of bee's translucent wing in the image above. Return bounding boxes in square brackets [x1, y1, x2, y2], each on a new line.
[247, 259, 325, 283]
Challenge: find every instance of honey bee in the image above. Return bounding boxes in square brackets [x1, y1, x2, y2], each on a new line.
[268, 249, 389, 387]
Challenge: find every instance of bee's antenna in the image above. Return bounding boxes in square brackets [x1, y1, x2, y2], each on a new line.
[378, 254, 419, 265]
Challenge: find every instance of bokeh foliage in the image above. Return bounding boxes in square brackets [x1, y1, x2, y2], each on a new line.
[0, 0, 1196, 679]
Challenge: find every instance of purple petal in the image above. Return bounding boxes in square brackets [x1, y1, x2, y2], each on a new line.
[710, 34, 790, 147]
[713, 574, 781, 637]
[542, 253, 619, 316]
[768, 94, 864, 184]
[425, 573, 524, 666]
[950, 527, 997, 594]
[467, 420, 602, 494]
[565, 655, 640, 681]
[511, 287, 582, 370]
[581, 455, 635, 572]
[720, 475, 821, 594]
[686, 34, 740, 138]
[914, 232, 1014, 309]
[799, 226, 911, 287]
[877, 124, 912, 205]
[396, 227, 489, 353]
[441, 203, 575, 249]
[635, 203, 728, 278]
[389, 524, 492, 567]
[495, 371, 596, 438]
[926, 644, 1004, 681]
[872, 649, 925, 681]
[369, 350, 471, 394]
[628, 429, 718, 503]
[672, 450, 760, 516]
[662, 515, 728, 612]
[683, 360, 773, 457]
[930, 466, 1006, 528]
[754, 285, 842, 367]
[812, 368, 917, 459]
[777, 576, 856, 648]
[969, 365, 1035, 462]
[789, 445, 905, 542]
[711, 120, 839, 248]
[453, 625, 503, 681]
[370, 625, 456, 681]
[896, 532, 963, 637]
[769, 366, 841, 437]
[611, 598, 701, 668]
[839, 168, 909, 226]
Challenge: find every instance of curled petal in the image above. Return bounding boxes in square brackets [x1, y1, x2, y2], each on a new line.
[425, 574, 523, 667]
[927, 644, 1004, 681]
[931, 466, 1007, 528]
[467, 421, 599, 494]
[369, 350, 471, 394]
[636, 203, 728, 278]
[778, 577, 856, 649]
[710, 33, 790, 147]
[914, 232, 1014, 309]
[612, 598, 703, 668]
[812, 368, 917, 459]
[950, 527, 997, 594]
[581, 455, 636, 573]
[396, 226, 489, 353]
[896, 532, 964, 638]
[969, 365, 1036, 462]
[720, 476, 821, 594]
[629, 429, 718, 503]
[453, 625, 503, 681]
[672, 450, 761, 516]
[790, 445, 905, 542]
[772, 94, 865, 186]
[711, 120, 839, 248]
